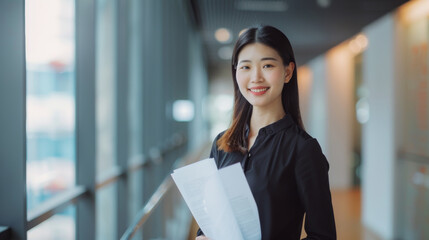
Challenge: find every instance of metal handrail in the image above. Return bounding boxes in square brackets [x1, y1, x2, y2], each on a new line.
[120, 141, 211, 240]
[27, 186, 87, 230]
[120, 177, 174, 240]
[96, 133, 187, 190]
[26, 133, 187, 231]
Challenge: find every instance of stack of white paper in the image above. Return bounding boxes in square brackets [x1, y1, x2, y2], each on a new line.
[171, 158, 261, 240]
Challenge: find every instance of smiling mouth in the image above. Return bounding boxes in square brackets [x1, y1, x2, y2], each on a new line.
[249, 87, 269, 93]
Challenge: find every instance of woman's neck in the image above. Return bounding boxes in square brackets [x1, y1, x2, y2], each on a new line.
[249, 106, 285, 137]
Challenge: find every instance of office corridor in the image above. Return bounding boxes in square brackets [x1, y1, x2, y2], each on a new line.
[2, 0, 429, 239]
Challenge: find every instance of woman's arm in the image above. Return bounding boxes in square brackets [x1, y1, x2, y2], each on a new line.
[295, 138, 337, 240]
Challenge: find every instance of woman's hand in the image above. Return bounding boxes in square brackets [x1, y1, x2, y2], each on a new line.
[196, 236, 210, 240]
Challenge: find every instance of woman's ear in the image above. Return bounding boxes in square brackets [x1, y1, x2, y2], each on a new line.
[284, 62, 295, 83]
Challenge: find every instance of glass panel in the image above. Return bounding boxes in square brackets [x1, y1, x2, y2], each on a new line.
[28, 206, 76, 240]
[95, 0, 117, 239]
[97, 183, 117, 240]
[25, 0, 76, 217]
[128, 0, 144, 237]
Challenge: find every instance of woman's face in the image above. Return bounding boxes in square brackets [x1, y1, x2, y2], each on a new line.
[236, 43, 294, 110]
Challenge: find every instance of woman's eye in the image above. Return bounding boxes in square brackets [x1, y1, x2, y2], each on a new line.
[240, 66, 250, 70]
[263, 64, 273, 68]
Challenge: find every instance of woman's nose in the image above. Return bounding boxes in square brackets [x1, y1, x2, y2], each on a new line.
[250, 68, 263, 82]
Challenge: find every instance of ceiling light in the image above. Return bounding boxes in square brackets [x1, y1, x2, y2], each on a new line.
[348, 34, 368, 54]
[317, 0, 331, 8]
[355, 34, 368, 49]
[215, 28, 232, 43]
[348, 40, 361, 54]
[239, 28, 248, 37]
[235, 1, 288, 12]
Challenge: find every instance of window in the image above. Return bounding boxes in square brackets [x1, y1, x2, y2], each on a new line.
[25, 0, 76, 238]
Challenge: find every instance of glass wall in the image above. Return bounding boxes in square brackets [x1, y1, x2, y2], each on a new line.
[1, 0, 209, 239]
[27, 207, 75, 239]
[95, 0, 118, 239]
[128, 0, 144, 237]
[396, 3, 429, 238]
[25, 0, 76, 238]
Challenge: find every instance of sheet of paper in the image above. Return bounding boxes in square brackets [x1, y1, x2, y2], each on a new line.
[218, 163, 261, 240]
[171, 158, 243, 240]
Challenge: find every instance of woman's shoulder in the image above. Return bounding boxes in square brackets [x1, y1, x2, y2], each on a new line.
[214, 130, 226, 141]
[210, 130, 243, 156]
[287, 122, 313, 141]
[277, 115, 313, 143]
[293, 125, 312, 140]
[210, 130, 226, 154]
[288, 124, 323, 153]
[211, 130, 226, 148]
[288, 125, 329, 170]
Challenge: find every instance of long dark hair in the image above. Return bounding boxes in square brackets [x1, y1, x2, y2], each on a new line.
[217, 25, 304, 153]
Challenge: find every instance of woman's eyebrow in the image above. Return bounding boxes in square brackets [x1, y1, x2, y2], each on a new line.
[238, 57, 278, 64]
[261, 57, 279, 61]
[238, 59, 251, 64]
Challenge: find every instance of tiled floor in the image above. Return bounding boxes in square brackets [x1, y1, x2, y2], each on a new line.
[329, 188, 382, 240]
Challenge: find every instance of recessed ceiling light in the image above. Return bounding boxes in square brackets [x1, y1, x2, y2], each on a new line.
[239, 28, 248, 37]
[317, 0, 331, 8]
[355, 34, 368, 49]
[348, 33, 368, 54]
[235, 1, 288, 12]
[215, 28, 232, 43]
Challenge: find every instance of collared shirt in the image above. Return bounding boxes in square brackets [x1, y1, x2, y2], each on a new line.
[198, 114, 336, 239]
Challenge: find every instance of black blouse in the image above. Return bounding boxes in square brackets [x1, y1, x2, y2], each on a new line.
[197, 115, 336, 240]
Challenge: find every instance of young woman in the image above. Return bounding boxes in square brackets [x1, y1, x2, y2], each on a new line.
[196, 25, 336, 240]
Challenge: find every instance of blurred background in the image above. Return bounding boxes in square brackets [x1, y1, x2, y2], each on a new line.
[1, 0, 428, 239]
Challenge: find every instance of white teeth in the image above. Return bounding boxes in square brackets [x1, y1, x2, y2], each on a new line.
[250, 88, 268, 93]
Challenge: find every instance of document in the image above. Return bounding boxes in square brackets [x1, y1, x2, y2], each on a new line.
[171, 158, 261, 240]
